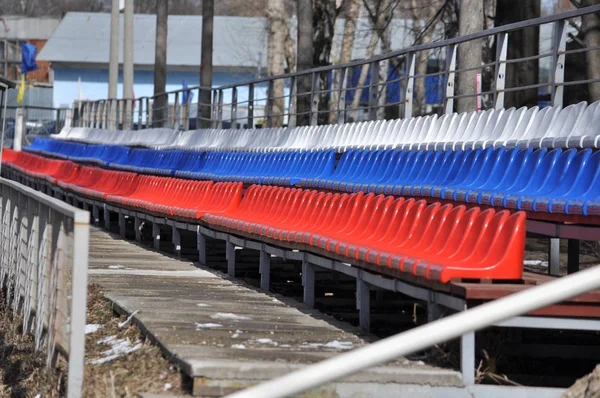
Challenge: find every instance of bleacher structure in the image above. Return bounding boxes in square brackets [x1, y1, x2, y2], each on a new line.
[2, 100, 600, 385]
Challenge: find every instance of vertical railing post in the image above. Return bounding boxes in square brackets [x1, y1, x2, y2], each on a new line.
[211, 90, 218, 128]
[288, 77, 296, 128]
[494, 33, 508, 110]
[310, 72, 319, 126]
[248, 83, 254, 129]
[266, 80, 274, 128]
[174, 92, 180, 130]
[184, 90, 191, 130]
[405, 54, 416, 119]
[217, 89, 224, 129]
[137, 98, 143, 129]
[368, 61, 380, 121]
[337, 67, 348, 124]
[444, 44, 458, 115]
[231, 86, 238, 129]
[551, 20, 567, 107]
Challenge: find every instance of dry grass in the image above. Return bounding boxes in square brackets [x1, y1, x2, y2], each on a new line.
[0, 285, 191, 397]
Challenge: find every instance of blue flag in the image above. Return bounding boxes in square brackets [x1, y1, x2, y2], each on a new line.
[181, 80, 194, 104]
[21, 42, 38, 74]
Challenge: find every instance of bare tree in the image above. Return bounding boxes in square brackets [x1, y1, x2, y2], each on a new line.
[297, 0, 314, 126]
[457, 0, 483, 112]
[329, 0, 360, 123]
[579, 0, 600, 101]
[410, 0, 442, 116]
[267, 0, 287, 126]
[495, 0, 540, 108]
[349, 0, 393, 121]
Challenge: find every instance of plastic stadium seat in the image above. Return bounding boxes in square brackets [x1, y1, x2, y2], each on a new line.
[204, 185, 526, 283]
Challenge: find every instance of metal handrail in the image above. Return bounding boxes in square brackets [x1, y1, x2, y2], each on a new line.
[227, 265, 600, 398]
[0, 176, 89, 398]
[73, 5, 600, 130]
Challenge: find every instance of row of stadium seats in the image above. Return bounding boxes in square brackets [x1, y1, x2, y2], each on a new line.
[26, 138, 600, 216]
[2, 149, 526, 283]
[56, 101, 600, 151]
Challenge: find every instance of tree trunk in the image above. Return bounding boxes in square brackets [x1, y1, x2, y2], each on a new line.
[267, 0, 287, 127]
[457, 0, 483, 113]
[582, 0, 600, 101]
[297, 0, 314, 126]
[495, 0, 540, 108]
[329, 0, 360, 123]
[153, 0, 168, 128]
[411, 0, 439, 116]
[349, 0, 391, 122]
[199, 0, 214, 128]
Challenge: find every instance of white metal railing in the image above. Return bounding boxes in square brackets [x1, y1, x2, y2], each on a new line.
[227, 264, 600, 398]
[0, 177, 89, 398]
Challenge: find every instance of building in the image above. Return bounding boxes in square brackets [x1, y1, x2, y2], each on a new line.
[38, 12, 415, 109]
[0, 16, 60, 82]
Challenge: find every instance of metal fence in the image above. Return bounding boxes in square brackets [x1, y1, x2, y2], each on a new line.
[1, 106, 71, 148]
[0, 176, 89, 398]
[74, 5, 600, 131]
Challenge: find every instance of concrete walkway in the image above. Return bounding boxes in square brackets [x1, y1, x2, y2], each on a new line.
[87, 228, 463, 396]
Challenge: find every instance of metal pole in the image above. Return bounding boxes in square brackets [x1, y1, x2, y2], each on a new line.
[227, 265, 600, 398]
[123, 0, 134, 129]
[199, 0, 214, 128]
[153, 0, 168, 127]
[108, 0, 119, 130]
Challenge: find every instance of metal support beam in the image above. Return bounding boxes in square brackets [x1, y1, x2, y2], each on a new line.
[568, 239, 580, 274]
[444, 45, 458, 115]
[461, 332, 475, 385]
[404, 54, 416, 119]
[260, 249, 271, 291]
[172, 227, 181, 257]
[494, 33, 508, 110]
[356, 277, 370, 331]
[302, 260, 315, 308]
[92, 205, 99, 225]
[104, 205, 111, 230]
[226, 240, 235, 277]
[134, 217, 142, 242]
[310, 72, 319, 126]
[427, 303, 443, 323]
[368, 61, 380, 121]
[118, 213, 126, 238]
[548, 238, 560, 276]
[551, 20, 567, 107]
[153, 223, 161, 251]
[197, 229, 206, 265]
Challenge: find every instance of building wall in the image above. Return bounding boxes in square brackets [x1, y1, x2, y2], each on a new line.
[52, 67, 259, 108]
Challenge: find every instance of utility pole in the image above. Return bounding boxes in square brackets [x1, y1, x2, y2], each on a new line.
[123, 0, 134, 129]
[153, 0, 168, 127]
[296, 0, 313, 126]
[108, 0, 119, 129]
[199, 0, 214, 129]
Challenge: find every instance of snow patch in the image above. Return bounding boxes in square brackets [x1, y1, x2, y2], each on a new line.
[300, 340, 353, 350]
[524, 260, 548, 268]
[108, 265, 125, 269]
[196, 303, 210, 307]
[164, 383, 173, 391]
[195, 323, 223, 329]
[85, 324, 103, 334]
[256, 338, 278, 346]
[118, 310, 139, 328]
[210, 313, 251, 321]
[89, 337, 142, 365]
[231, 344, 246, 349]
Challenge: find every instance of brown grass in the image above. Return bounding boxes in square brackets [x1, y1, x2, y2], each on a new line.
[0, 285, 191, 397]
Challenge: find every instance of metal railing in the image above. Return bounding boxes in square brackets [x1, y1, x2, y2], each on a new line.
[227, 264, 600, 398]
[1, 106, 71, 147]
[74, 5, 600, 131]
[0, 177, 89, 398]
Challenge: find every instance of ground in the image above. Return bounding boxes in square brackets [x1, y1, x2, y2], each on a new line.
[0, 284, 189, 397]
